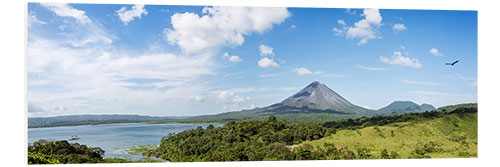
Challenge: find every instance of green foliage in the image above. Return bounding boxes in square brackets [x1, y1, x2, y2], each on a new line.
[380, 149, 389, 159]
[28, 152, 61, 164]
[323, 103, 477, 130]
[144, 118, 328, 161]
[28, 139, 105, 164]
[356, 147, 372, 159]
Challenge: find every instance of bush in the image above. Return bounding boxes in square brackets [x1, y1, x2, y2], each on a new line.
[28, 139, 105, 164]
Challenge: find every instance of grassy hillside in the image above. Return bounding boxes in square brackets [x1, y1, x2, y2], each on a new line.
[301, 107, 477, 159]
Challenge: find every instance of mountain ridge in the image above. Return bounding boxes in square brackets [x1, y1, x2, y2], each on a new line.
[376, 101, 435, 115]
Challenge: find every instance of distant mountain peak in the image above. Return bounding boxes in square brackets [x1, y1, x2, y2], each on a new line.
[377, 101, 436, 115]
[278, 81, 354, 110]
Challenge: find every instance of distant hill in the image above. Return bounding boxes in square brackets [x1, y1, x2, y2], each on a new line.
[376, 101, 435, 115]
[28, 114, 188, 128]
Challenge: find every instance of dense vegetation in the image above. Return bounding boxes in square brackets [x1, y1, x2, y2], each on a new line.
[28, 139, 105, 164]
[143, 116, 328, 161]
[144, 103, 477, 161]
[323, 103, 477, 130]
[28, 139, 162, 164]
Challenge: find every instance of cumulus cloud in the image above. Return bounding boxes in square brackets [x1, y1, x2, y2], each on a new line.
[116, 4, 148, 25]
[217, 91, 254, 111]
[259, 44, 275, 57]
[291, 67, 324, 76]
[40, 3, 91, 24]
[430, 48, 443, 56]
[393, 23, 407, 31]
[293, 67, 312, 75]
[257, 44, 280, 68]
[332, 8, 383, 45]
[258, 57, 279, 68]
[222, 52, 242, 62]
[163, 6, 290, 54]
[380, 51, 422, 68]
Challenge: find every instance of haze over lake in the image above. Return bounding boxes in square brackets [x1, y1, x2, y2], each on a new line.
[28, 123, 220, 160]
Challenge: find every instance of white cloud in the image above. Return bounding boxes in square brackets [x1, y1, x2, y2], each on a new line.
[38, 3, 113, 47]
[190, 95, 204, 102]
[259, 44, 275, 57]
[222, 52, 242, 62]
[430, 48, 443, 56]
[229, 56, 242, 62]
[27, 33, 215, 116]
[40, 3, 91, 24]
[258, 57, 279, 68]
[337, 19, 346, 26]
[380, 51, 422, 68]
[332, 27, 344, 36]
[333, 8, 383, 45]
[401, 80, 443, 86]
[345, 8, 356, 15]
[314, 71, 324, 75]
[28, 12, 47, 28]
[355, 65, 388, 71]
[292, 67, 312, 75]
[116, 4, 148, 25]
[292, 67, 324, 76]
[163, 6, 290, 54]
[393, 23, 407, 31]
[217, 91, 254, 111]
[258, 73, 280, 78]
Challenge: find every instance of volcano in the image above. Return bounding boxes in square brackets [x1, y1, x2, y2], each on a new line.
[263, 81, 370, 114]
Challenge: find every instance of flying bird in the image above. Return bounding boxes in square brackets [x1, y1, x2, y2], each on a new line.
[445, 60, 459, 66]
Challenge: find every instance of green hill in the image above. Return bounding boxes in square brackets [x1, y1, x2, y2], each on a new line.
[301, 103, 477, 159]
[376, 101, 435, 115]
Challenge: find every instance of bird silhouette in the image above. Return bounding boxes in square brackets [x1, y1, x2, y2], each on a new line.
[445, 60, 459, 66]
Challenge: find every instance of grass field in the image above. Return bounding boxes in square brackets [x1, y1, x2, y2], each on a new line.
[301, 112, 477, 159]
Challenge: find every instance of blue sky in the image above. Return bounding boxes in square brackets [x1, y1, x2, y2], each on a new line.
[27, 3, 477, 117]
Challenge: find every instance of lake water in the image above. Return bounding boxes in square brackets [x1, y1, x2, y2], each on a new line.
[28, 123, 221, 160]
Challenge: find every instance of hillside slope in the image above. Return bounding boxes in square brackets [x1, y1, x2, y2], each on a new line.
[303, 105, 477, 159]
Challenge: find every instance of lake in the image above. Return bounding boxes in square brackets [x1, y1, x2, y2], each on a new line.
[28, 123, 221, 160]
